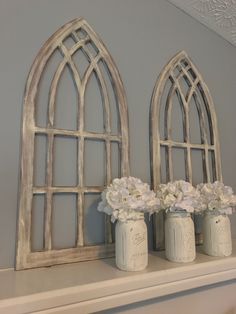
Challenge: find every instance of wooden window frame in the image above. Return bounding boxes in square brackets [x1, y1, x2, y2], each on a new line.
[150, 51, 222, 250]
[16, 18, 129, 270]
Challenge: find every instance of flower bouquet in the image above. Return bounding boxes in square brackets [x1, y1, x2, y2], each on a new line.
[156, 180, 200, 213]
[98, 176, 160, 222]
[98, 176, 159, 271]
[196, 181, 236, 215]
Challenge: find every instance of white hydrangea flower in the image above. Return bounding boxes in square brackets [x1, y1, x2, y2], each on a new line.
[196, 181, 236, 215]
[97, 176, 160, 222]
[156, 180, 200, 213]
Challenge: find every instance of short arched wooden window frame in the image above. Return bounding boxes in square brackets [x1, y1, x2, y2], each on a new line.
[16, 19, 129, 270]
[150, 51, 222, 250]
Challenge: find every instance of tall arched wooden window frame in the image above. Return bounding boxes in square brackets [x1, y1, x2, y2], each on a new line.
[150, 51, 222, 250]
[16, 18, 129, 270]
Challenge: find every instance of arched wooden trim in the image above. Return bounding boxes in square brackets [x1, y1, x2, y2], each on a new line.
[16, 18, 129, 270]
[150, 51, 222, 250]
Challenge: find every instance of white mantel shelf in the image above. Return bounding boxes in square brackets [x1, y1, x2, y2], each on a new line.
[0, 241, 236, 314]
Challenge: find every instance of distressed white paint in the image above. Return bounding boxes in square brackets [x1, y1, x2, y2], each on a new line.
[150, 51, 222, 250]
[115, 217, 148, 271]
[165, 212, 196, 263]
[16, 18, 130, 270]
[203, 211, 232, 257]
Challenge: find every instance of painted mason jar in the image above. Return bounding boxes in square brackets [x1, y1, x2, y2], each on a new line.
[115, 214, 148, 271]
[165, 211, 196, 263]
[203, 210, 232, 257]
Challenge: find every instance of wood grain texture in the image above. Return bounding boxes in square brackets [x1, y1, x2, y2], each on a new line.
[150, 51, 222, 250]
[16, 18, 130, 270]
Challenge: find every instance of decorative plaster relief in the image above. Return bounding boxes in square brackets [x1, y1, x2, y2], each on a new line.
[168, 0, 236, 46]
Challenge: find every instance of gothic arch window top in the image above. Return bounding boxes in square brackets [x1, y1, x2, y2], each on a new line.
[150, 50, 222, 189]
[16, 18, 129, 270]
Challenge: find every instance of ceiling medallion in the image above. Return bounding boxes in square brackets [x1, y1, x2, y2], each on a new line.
[167, 0, 236, 46]
[193, 0, 236, 27]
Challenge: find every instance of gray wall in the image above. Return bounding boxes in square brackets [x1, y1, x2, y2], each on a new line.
[0, 0, 236, 270]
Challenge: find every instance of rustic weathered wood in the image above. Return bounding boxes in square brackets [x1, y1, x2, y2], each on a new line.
[16, 18, 130, 270]
[150, 51, 222, 250]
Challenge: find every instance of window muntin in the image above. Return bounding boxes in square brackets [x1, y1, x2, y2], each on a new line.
[16, 19, 129, 270]
[150, 51, 222, 250]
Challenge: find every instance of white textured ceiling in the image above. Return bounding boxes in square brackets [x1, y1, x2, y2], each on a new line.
[167, 0, 236, 47]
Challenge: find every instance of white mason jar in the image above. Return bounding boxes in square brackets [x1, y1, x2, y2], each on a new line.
[115, 214, 148, 271]
[203, 210, 232, 257]
[165, 211, 196, 263]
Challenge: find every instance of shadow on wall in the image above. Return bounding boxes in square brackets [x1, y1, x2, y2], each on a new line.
[225, 308, 236, 314]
